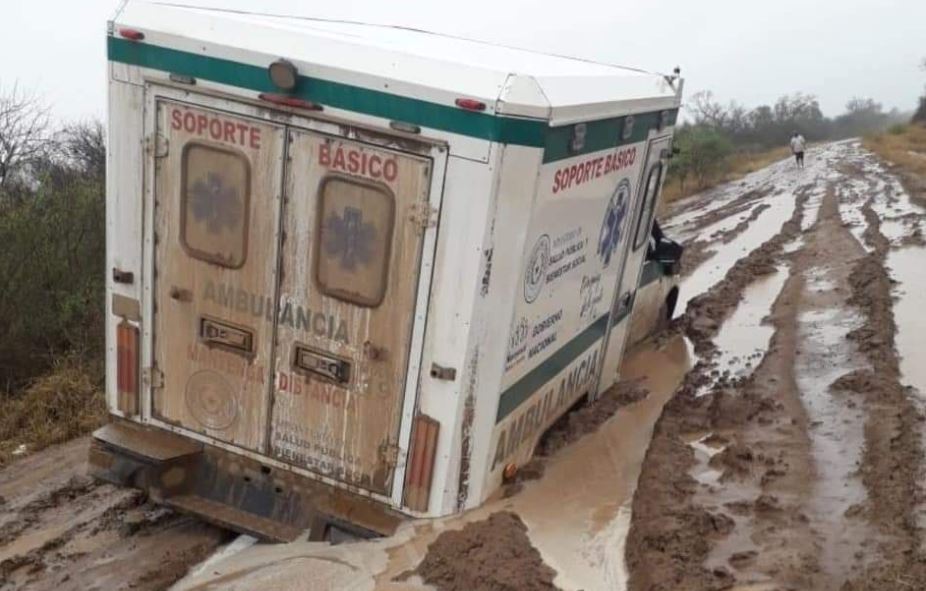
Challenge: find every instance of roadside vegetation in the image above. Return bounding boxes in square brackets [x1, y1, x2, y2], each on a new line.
[0, 85, 106, 464]
[864, 123, 926, 171]
[862, 60, 926, 203]
[663, 91, 911, 205]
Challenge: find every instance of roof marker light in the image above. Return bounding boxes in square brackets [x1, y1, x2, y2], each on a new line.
[118, 28, 145, 41]
[455, 98, 486, 112]
[258, 93, 323, 111]
[268, 59, 298, 91]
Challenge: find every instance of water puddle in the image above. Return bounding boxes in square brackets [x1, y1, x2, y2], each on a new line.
[888, 246, 926, 402]
[795, 268, 875, 582]
[174, 337, 694, 591]
[710, 266, 789, 384]
[800, 187, 827, 232]
[835, 179, 871, 252]
[869, 179, 925, 246]
[687, 435, 725, 488]
[782, 236, 804, 255]
[681, 200, 795, 313]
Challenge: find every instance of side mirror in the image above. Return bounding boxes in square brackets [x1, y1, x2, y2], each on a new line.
[654, 238, 684, 275]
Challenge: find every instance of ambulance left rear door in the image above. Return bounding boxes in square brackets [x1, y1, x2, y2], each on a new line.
[151, 98, 286, 454]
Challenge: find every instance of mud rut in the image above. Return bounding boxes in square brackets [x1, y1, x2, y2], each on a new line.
[628, 142, 926, 591]
[1, 141, 924, 591]
[0, 439, 229, 590]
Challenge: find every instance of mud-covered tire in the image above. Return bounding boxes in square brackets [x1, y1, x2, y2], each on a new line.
[654, 301, 670, 335]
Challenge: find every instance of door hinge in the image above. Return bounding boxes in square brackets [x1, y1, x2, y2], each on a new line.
[408, 203, 438, 232]
[379, 441, 402, 468]
[145, 133, 169, 158]
[143, 367, 165, 389]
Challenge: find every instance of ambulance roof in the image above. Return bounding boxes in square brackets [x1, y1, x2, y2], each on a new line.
[112, 1, 681, 125]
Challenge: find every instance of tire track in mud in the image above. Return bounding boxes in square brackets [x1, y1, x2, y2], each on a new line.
[628, 143, 926, 591]
[0, 439, 229, 591]
[838, 193, 926, 589]
[679, 201, 773, 279]
[626, 183, 810, 591]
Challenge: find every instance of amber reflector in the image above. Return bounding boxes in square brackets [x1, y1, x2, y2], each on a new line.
[403, 414, 440, 512]
[117, 321, 139, 415]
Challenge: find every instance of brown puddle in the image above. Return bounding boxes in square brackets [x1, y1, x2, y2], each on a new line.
[680, 199, 796, 314]
[889, 247, 926, 401]
[709, 265, 789, 387]
[173, 336, 693, 591]
[794, 295, 874, 580]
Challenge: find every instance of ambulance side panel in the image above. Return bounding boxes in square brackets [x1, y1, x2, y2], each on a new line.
[461, 142, 544, 510]
[105, 78, 146, 414]
[480, 135, 648, 499]
[415, 153, 499, 516]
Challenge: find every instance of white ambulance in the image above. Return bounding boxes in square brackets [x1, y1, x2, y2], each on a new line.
[93, 0, 683, 541]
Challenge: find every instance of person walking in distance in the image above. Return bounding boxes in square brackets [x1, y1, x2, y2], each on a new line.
[790, 132, 806, 169]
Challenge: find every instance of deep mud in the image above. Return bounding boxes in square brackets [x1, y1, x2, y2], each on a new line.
[2, 140, 923, 591]
[410, 512, 558, 591]
[629, 141, 926, 590]
[0, 438, 228, 591]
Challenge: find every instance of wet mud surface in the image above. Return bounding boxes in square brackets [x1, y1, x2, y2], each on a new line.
[0, 438, 228, 591]
[409, 512, 558, 591]
[1, 140, 924, 591]
[629, 141, 926, 590]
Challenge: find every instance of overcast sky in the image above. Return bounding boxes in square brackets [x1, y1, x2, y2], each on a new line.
[1, 0, 924, 123]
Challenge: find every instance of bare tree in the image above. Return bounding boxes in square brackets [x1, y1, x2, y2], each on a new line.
[0, 84, 50, 192]
[58, 121, 105, 180]
[687, 91, 729, 128]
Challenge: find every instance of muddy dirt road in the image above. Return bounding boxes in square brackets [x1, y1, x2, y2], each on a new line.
[0, 438, 228, 590]
[630, 140, 926, 590]
[1, 140, 924, 591]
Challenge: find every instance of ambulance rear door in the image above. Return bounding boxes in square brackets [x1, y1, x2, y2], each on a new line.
[150, 97, 286, 453]
[268, 128, 439, 496]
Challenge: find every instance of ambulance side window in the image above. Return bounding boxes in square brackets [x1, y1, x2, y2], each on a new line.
[314, 176, 395, 308]
[180, 143, 250, 268]
[633, 162, 663, 250]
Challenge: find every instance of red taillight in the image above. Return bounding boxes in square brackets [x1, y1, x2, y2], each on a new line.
[403, 414, 440, 512]
[118, 28, 145, 41]
[258, 93, 323, 111]
[117, 321, 139, 415]
[455, 98, 487, 112]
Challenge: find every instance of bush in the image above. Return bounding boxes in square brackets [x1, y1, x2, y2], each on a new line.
[914, 95, 926, 124]
[0, 122, 105, 393]
[0, 356, 105, 465]
[668, 125, 734, 191]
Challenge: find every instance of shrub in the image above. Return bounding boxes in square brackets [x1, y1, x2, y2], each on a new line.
[0, 356, 105, 465]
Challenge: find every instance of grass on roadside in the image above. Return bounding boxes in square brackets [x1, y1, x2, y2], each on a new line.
[863, 124, 926, 176]
[0, 357, 105, 465]
[661, 146, 791, 207]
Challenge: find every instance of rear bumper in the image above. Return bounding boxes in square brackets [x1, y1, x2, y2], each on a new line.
[89, 419, 403, 542]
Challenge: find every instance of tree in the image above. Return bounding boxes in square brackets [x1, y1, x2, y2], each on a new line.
[0, 84, 49, 194]
[670, 126, 734, 190]
[688, 91, 729, 128]
[833, 97, 890, 137]
[59, 121, 105, 180]
[914, 96, 926, 124]
[915, 58, 926, 124]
